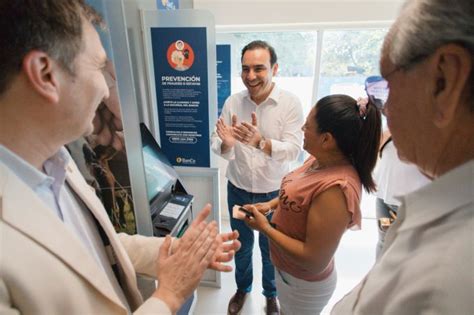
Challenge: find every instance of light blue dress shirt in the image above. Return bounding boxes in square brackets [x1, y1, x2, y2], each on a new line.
[0, 145, 130, 311]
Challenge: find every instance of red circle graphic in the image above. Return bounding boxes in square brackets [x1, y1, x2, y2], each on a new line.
[166, 40, 195, 71]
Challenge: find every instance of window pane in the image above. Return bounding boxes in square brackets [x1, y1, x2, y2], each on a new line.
[318, 29, 388, 100]
[219, 31, 318, 112]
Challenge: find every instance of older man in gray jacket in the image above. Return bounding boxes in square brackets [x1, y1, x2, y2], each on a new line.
[332, 0, 474, 314]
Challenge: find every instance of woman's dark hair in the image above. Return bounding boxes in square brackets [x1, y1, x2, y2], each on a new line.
[315, 94, 382, 193]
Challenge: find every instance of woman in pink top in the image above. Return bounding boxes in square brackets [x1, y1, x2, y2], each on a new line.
[243, 94, 381, 314]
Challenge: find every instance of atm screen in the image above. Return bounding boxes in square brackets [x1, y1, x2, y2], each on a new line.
[140, 123, 179, 203]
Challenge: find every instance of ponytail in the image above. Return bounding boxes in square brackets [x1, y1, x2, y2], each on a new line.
[315, 94, 382, 193]
[353, 102, 381, 193]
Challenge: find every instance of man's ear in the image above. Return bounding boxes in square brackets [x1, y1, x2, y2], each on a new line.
[430, 44, 472, 127]
[272, 63, 279, 76]
[22, 51, 61, 104]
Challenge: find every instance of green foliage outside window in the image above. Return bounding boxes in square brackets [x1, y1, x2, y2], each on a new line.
[231, 32, 317, 77]
[321, 29, 387, 76]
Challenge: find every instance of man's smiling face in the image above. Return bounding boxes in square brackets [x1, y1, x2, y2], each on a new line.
[241, 48, 278, 104]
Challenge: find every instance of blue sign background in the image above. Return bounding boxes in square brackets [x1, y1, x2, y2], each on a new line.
[151, 27, 210, 167]
[216, 44, 231, 117]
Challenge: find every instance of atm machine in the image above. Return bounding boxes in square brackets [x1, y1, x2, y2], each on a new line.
[140, 122, 196, 314]
[140, 122, 194, 238]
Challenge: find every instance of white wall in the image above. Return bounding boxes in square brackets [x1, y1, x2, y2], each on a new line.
[194, 0, 404, 26]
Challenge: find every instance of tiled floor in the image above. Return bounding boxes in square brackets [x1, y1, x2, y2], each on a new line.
[194, 192, 378, 315]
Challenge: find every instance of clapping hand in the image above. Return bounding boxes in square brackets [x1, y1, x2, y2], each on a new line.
[233, 112, 261, 148]
[216, 115, 238, 148]
[153, 205, 218, 313]
[209, 230, 241, 272]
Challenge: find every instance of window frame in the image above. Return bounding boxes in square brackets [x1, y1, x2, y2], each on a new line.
[216, 21, 393, 108]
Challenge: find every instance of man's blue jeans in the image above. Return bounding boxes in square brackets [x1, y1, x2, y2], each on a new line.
[227, 181, 279, 298]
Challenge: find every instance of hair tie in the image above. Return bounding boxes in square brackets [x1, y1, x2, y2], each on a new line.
[356, 97, 369, 119]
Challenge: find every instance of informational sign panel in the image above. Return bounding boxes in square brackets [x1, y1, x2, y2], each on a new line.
[150, 27, 210, 167]
[216, 44, 231, 117]
[141, 9, 219, 288]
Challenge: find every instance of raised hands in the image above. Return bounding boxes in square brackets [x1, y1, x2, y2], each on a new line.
[209, 230, 241, 272]
[216, 114, 238, 150]
[153, 205, 218, 313]
[216, 112, 262, 149]
[233, 112, 261, 148]
[153, 204, 241, 313]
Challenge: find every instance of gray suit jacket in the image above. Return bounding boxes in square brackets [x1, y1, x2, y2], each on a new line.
[0, 159, 171, 314]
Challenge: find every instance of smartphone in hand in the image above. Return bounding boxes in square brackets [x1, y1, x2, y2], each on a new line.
[238, 206, 254, 218]
[232, 205, 254, 220]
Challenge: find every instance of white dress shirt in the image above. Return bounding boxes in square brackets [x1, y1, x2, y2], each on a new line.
[331, 160, 474, 315]
[374, 141, 430, 206]
[211, 85, 304, 193]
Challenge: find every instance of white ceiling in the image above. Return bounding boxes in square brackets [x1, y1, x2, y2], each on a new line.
[195, 0, 403, 3]
[194, 0, 404, 26]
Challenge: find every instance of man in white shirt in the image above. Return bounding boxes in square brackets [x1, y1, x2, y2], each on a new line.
[332, 0, 474, 314]
[211, 40, 304, 315]
[373, 132, 431, 258]
[0, 1, 239, 314]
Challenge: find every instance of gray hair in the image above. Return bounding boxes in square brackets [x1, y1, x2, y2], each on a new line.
[389, 0, 474, 67]
[387, 0, 474, 110]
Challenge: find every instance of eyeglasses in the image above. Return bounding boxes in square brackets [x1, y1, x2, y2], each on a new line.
[365, 75, 389, 110]
[365, 53, 431, 110]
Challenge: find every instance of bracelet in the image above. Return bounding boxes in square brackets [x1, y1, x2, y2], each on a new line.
[263, 208, 274, 216]
[258, 136, 266, 150]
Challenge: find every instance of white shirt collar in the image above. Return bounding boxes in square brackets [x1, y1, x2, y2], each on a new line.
[0, 145, 70, 192]
[397, 160, 473, 232]
[0, 144, 49, 190]
[244, 83, 280, 106]
[43, 147, 71, 195]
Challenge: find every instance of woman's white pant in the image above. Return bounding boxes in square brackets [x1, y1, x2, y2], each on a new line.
[275, 268, 337, 315]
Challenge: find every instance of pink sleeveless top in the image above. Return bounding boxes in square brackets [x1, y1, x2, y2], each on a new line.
[271, 156, 362, 281]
